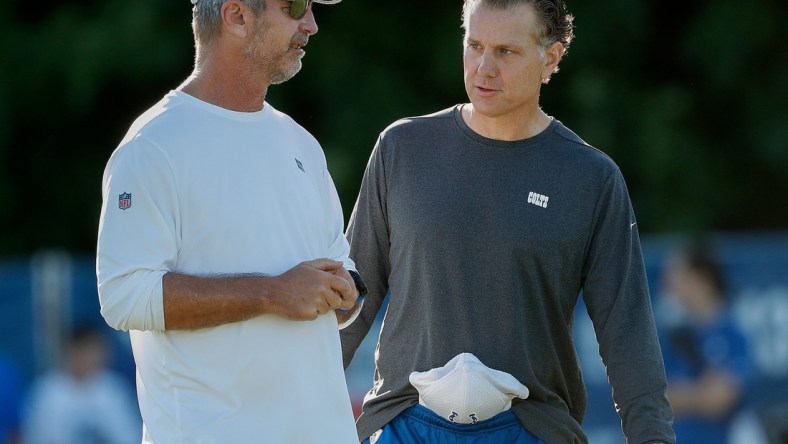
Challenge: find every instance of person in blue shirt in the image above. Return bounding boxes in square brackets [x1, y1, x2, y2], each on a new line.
[0, 352, 23, 444]
[658, 240, 751, 444]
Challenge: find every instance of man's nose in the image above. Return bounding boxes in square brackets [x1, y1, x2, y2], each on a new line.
[299, 7, 318, 35]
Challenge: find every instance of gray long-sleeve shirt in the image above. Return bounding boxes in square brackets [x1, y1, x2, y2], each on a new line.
[341, 106, 675, 444]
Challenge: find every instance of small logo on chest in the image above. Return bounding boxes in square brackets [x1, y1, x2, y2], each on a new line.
[295, 158, 305, 173]
[527, 191, 549, 208]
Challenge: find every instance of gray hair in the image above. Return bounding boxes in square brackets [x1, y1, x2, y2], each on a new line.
[192, 0, 266, 46]
[462, 0, 575, 57]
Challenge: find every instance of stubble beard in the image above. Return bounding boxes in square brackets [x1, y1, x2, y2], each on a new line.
[243, 22, 303, 85]
[271, 32, 309, 85]
[269, 57, 301, 85]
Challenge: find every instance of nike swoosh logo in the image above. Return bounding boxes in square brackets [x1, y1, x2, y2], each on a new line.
[630, 222, 637, 229]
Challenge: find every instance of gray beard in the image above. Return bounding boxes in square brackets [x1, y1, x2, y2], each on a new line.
[270, 60, 302, 85]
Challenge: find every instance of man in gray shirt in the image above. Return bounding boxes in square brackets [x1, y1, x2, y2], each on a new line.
[340, 1, 675, 443]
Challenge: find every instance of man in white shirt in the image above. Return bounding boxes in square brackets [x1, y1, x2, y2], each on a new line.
[96, 1, 363, 442]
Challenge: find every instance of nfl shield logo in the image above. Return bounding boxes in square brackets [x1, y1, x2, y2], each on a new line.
[118, 192, 132, 210]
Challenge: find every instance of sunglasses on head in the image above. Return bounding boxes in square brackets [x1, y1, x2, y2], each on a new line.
[288, 0, 313, 19]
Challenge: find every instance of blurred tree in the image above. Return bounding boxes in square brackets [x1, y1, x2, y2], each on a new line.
[0, 0, 785, 255]
[0, 0, 194, 254]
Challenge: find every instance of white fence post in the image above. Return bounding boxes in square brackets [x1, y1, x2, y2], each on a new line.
[29, 249, 73, 374]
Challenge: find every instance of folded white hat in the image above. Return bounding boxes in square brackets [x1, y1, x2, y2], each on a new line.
[409, 352, 529, 424]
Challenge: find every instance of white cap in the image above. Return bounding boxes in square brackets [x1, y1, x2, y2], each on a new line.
[409, 353, 529, 424]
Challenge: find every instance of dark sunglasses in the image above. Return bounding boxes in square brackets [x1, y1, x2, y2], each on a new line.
[289, 0, 313, 19]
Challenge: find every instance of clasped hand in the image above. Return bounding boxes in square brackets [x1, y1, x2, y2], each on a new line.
[274, 258, 359, 321]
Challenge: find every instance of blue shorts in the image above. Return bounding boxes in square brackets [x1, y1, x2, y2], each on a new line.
[361, 404, 545, 444]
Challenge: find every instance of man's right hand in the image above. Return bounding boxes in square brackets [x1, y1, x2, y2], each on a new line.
[268, 259, 358, 321]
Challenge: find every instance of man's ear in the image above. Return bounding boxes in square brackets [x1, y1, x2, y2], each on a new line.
[221, 0, 250, 39]
[541, 42, 565, 84]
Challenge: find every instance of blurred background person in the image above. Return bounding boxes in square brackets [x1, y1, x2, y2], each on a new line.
[658, 240, 751, 444]
[21, 324, 140, 444]
[0, 352, 23, 444]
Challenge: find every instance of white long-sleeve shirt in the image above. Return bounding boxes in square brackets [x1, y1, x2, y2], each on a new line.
[97, 91, 358, 444]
